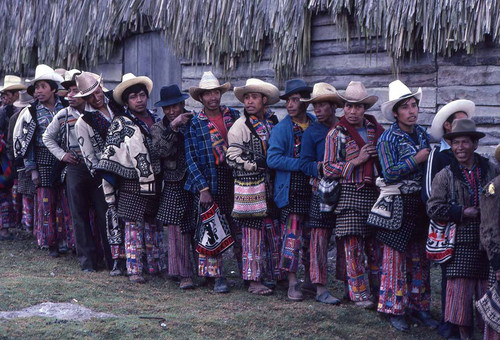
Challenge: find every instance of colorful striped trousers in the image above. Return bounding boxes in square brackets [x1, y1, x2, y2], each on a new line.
[22, 194, 35, 231]
[280, 214, 309, 273]
[124, 219, 167, 276]
[310, 228, 332, 285]
[35, 187, 71, 248]
[377, 242, 431, 315]
[167, 225, 193, 278]
[198, 253, 224, 278]
[0, 191, 13, 230]
[241, 218, 283, 282]
[485, 324, 500, 340]
[343, 236, 382, 301]
[445, 278, 487, 327]
[11, 179, 22, 226]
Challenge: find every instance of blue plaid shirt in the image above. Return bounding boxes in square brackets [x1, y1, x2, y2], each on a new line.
[184, 105, 240, 194]
[376, 122, 430, 183]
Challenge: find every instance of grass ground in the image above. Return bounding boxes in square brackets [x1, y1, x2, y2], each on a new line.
[0, 230, 445, 340]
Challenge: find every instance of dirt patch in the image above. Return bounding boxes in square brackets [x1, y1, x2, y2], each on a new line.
[0, 302, 116, 321]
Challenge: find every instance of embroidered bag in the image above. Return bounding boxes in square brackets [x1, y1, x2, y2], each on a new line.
[426, 168, 457, 263]
[318, 177, 341, 212]
[232, 175, 267, 218]
[196, 202, 234, 256]
[476, 282, 500, 334]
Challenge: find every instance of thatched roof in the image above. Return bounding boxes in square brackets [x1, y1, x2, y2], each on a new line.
[1, 0, 499, 80]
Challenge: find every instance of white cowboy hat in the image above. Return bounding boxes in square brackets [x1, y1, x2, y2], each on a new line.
[337, 81, 378, 109]
[234, 78, 280, 105]
[113, 73, 153, 106]
[74, 72, 103, 98]
[13, 90, 34, 108]
[301, 82, 343, 106]
[380, 80, 422, 122]
[189, 71, 231, 102]
[429, 99, 475, 142]
[0, 75, 27, 92]
[60, 69, 82, 89]
[27, 64, 64, 84]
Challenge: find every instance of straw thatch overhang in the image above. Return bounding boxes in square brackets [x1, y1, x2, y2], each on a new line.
[1, 0, 499, 81]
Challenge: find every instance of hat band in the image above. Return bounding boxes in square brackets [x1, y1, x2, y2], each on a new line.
[80, 81, 99, 95]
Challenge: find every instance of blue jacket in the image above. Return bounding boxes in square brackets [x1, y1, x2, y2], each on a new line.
[267, 113, 316, 208]
[299, 121, 330, 177]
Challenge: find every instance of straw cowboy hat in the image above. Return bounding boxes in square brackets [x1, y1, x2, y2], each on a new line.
[337, 81, 378, 109]
[0, 75, 27, 92]
[13, 90, 34, 108]
[60, 69, 82, 89]
[381, 80, 422, 122]
[189, 71, 230, 102]
[429, 99, 475, 142]
[300, 82, 343, 106]
[495, 144, 500, 163]
[113, 73, 153, 106]
[234, 78, 280, 105]
[279, 79, 313, 100]
[154, 85, 189, 107]
[73, 72, 102, 98]
[443, 118, 485, 141]
[27, 64, 64, 84]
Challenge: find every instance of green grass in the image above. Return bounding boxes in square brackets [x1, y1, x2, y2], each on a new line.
[0, 231, 444, 339]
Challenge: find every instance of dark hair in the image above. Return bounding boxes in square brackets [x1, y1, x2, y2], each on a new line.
[443, 111, 467, 134]
[122, 84, 149, 105]
[35, 79, 59, 92]
[392, 96, 420, 114]
[2, 89, 19, 96]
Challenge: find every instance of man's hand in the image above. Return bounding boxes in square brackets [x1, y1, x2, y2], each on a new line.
[31, 170, 41, 187]
[171, 112, 194, 131]
[199, 190, 214, 208]
[352, 144, 377, 166]
[463, 206, 479, 219]
[414, 148, 431, 164]
[61, 152, 79, 165]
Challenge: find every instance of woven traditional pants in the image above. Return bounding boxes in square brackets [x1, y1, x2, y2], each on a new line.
[167, 225, 193, 278]
[110, 244, 126, 260]
[377, 242, 431, 315]
[310, 228, 332, 285]
[485, 324, 500, 340]
[344, 236, 382, 301]
[336, 237, 347, 282]
[445, 278, 487, 327]
[124, 219, 166, 276]
[198, 253, 224, 278]
[11, 179, 22, 226]
[241, 218, 283, 282]
[22, 194, 35, 231]
[57, 187, 74, 250]
[280, 214, 308, 273]
[36, 187, 61, 248]
[0, 191, 13, 230]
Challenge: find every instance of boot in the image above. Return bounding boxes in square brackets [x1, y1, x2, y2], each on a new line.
[109, 259, 124, 277]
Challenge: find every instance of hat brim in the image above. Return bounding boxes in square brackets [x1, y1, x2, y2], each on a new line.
[443, 131, 485, 141]
[113, 76, 153, 105]
[337, 94, 378, 109]
[13, 100, 33, 108]
[154, 93, 189, 107]
[301, 94, 344, 107]
[74, 75, 103, 98]
[1, 84, 27, 92]
[234, 84, 280, 105]
[279, 86, 313, 100]
[429, 100, 475, 142]
[381, 88, 422, 122]
[28, 73, 64, 84]
[60, 80, 77, 90]
[189, 83, 230, 103]
[495, 144, 500, 163]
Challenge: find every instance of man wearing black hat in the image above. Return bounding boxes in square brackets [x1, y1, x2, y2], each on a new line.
[151, 85, 195, 289]
[267, 79, 316, 301]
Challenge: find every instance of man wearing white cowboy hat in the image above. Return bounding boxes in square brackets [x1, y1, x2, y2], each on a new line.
[185, 71, 241, 293]
[375, 80, 437, 331]
[75, 71, 127, 277]
[422, 99, 472, 339]
[226, 78, 282, 296]
[267, 78, 315, 301]
[43, 69, 113, 273]
[321, 81, 384, 308]
[0, 75, 27, 138]
[151, 84, 196, 290]
[97, 73, 166, 283]
[13, 64, 71, 257]
[298, 82, 344, 304]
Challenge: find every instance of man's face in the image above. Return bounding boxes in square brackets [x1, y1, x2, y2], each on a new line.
[393, 97, 419, 129]
[243, 92, 267, 116]
[126, 90, 148, 114]
[67, 85, 85, 108]
[344, 102, 365, 127]
[34, 81, 55, 104]
[313, 101, 336, 124]
[443, 111, 468, 134]
[451, 136, 478, 165]
[285, 93, 306, 118]
[200, 89, 221, 111]
[163, 102, 185, 122]
[84, 86, 105, 110]
[1, 91, 18, 106]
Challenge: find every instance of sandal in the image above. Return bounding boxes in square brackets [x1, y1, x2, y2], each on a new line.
[248, 283, 273, 296]
[287, 283, 304, 301]
[180, 278, 195, 290]
[315, 291, 341, 305]
[129, 275, 146, 284]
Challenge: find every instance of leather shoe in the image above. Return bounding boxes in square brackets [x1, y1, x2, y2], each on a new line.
[214, 277, 229, 293]
[411, 311, 439, 329]
[389, 315, 410, 332]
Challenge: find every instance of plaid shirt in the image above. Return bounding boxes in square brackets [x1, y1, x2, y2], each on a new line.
[376, 122, 430, 184]
[184, 105, 240, 193]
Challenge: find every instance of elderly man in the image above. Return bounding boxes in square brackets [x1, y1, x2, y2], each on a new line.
[74, 72, 126, 276]
[97, 73, 166, 283]
[151, 84, 195, 289]
[428, 119, 498, 340]
[267, 79, 315, 301]
[185, 71, 241, 293]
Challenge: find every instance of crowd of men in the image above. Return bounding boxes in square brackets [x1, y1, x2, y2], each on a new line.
[0, 65, 499, 339]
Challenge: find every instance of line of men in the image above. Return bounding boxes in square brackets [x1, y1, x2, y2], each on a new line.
[0, 66, 499, 339]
